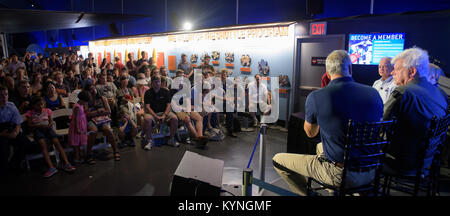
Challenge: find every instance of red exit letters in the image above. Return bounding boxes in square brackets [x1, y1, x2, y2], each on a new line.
[310, 22, 327, 35]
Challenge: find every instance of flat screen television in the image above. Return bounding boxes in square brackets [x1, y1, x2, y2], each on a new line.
[348, 33, 405, 65]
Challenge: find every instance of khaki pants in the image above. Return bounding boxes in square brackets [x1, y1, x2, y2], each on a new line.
[272, 143, 375, 196]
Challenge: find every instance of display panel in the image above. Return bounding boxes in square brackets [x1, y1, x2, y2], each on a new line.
[348, 33, 405, 65]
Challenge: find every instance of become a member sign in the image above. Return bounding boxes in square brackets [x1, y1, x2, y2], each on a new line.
[348, 33, 405, 65]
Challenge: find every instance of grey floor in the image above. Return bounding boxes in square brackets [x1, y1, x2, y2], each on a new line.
[2, 124, 450, 196]
[0, 124, 286, 196]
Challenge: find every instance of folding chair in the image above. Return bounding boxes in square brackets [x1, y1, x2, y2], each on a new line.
[307, 119, 396, 196]
[381, 113, 450, 196]
[22, 114, 61, 171]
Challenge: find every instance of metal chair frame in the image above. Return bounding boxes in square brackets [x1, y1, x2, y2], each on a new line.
[381, 114, 450, 196]
[307, 119, 396, 196]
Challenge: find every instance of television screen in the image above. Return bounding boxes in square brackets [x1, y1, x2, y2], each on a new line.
[348, 33, 405, 65]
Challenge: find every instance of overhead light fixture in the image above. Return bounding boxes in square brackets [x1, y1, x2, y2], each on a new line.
[183, 22, 192, 31]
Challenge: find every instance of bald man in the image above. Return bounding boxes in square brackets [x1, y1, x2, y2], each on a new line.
[372, 57, 397, 104]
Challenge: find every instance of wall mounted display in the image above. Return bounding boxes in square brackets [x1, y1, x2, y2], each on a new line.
[201, 52, 210, 63]
[348, 33, 405, 65]
[190, 54, 198, 63]
[240, 54, 251, 67]
[279, 75, 291, 88]
[225, 52, 235, 68]
[212, 51, 220, 65]
[258, 59, 270, 75]
[240, 54, 252, 73]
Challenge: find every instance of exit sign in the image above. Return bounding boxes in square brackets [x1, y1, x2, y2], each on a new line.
[310, 22, 327, 35]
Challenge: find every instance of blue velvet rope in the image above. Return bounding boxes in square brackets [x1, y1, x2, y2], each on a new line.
[246, 128, 262, 169]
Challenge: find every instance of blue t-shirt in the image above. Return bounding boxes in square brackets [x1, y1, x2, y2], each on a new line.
[305, 77, 383, 163]
[0, 102, 23, 125]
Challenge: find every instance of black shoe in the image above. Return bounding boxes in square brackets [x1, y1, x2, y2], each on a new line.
[119, 142, 127, 149]
[129, 140, 136, 147]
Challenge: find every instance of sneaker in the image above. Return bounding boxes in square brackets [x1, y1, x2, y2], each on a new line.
[144, 140, 153, 150]
[73, 159, 84, 165]
[168, 138, 180, 147]
[63, 163, 76, 172]
[129, 140, 136, 147]
[43, 167, 58, 178]
[119, 142, 127, 149]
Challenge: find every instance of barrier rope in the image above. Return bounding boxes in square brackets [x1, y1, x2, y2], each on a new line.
[246, 128, 262, 169]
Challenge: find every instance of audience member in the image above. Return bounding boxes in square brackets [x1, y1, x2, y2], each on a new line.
[84, 83, 120, 164]
[68, 90, 90, 164]
[372, 57, 397, 104]
[26, 96, 75, 178]
[428, 63, 445, 87]
[30, 72, 43, 96]
[0, 85, 28, 176]
[54, 71, 70, 97]
[178, 53, 194, 83]
[43, 81, 65, 110]
[143, 75, 179, 150]
[383, 47, 448, 175]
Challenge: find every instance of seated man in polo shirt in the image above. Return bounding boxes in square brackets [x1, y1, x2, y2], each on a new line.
[272, 50, 383, 196]
[383, 47, 447, 175]
[143, 75, 180, 150]
[372, 57, 397, 104]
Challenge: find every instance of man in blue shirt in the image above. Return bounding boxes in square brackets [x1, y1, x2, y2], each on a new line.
[273, 50, 383, 195]
[383, 47, 447, 175]
[0, 85, 29, 177]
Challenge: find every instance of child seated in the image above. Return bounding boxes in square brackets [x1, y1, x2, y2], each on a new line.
[118, 106, 138, 148]
[26, 96, 75, 178]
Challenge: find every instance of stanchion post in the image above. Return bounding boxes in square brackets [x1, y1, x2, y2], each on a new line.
[242, 168, 253, 196]
[259, 123, 267, 192]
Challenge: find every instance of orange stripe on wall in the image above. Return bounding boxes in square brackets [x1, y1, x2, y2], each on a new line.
[157, 52, 165, 68]
[168, 56, 176, 71]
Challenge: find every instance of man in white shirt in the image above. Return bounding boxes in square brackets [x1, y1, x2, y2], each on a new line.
[372, 57, 397, 104]
[247, 74, 269, 126]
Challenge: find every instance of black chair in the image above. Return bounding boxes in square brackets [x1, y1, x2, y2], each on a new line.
[307, 119, 396, 196]
[381, 113, 450, 196]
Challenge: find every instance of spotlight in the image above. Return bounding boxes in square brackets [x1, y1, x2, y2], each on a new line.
[183, 22, 192, 31]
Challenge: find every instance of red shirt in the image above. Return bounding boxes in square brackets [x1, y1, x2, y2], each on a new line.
[321, 73, 331, 88]
[114, 62, 124, 72]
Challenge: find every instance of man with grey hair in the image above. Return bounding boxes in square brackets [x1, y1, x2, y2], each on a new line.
[373, 57, 397, 104]
[383, 47, 447, 175]
[272, 50, 383, 195]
